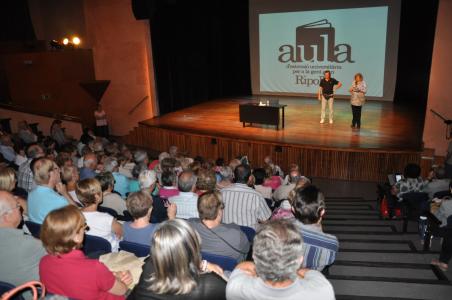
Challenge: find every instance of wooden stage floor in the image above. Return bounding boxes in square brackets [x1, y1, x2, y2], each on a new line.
[140, 97, 423, 152]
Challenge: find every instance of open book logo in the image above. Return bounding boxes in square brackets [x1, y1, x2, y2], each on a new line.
[278, 19, 354, 63]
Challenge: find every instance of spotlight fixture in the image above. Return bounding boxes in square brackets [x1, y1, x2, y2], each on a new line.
[62, 38, 69, 45]
[49, 39, 62, 50]
[72, 37, 81, 46]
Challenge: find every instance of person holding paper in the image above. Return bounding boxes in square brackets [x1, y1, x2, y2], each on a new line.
[349, 73, 367, 129]
[318, 70, 342, 124]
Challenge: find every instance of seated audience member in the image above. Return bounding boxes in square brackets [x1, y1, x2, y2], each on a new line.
[392, 163, 427, 199]
[14, 145, 27, 167]
[189, 191, 250, 262]
[228, 159, 241, 172]
[55, 151, 73, 168]
[18, 144, 45, 192]
[432, 182, 452, 227]
[39, 205, 132, 299]
[104, 157, 129, 198]
[216, 166, 234, 190]
[0, 167, 28, 210]
[424, 166, 450, 199]
[61, 165, 82, 206]
[139, 170, 158, 195]
[263, 164, 282, 191]
[80, 127, 95, 145]
[79, 152, 98, 180]
[292, 185, 339, 271]
[282, 164, 300, 185]
[123, 191, 160, 246]
[133, 150, 149, 168]
[50, 119, 68, 147]
[130, 163, 148, 193]
[253, 168, 272, 199]
[226, 219, 335, 300]
[77, 178, 122, 252]
[273, 169, 301, 202]
[0, 135, 17, 164]
[28, 158, 74, 224]
[97, 172, 127, 215]
[0, 191, 46, 289]
[271, 176, 311, 220]
[129, 219, 226, 300]
[196, 169, 217, 195]
[264, 155, 284, 177]
[168, 145, 179, 158]
[158, 170, 179, 199]
[169, 171, 199, 219]
[118, 154, 134, 178]
[17, 120, 38, 144]
[221, 164, 271, 229]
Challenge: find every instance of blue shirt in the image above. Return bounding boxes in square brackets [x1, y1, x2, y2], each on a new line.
[129, 179, 141, 193]
[79, 167, 96, 180]
[113, 172, 129, 198]
[123, 222, 157, 246]
[28, 185, 68, 224]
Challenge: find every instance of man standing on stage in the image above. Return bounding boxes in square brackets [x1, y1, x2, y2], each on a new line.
[318, 70, 342, 124]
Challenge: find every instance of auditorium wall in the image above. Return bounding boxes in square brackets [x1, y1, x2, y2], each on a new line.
[83, 0, 157, 136]
[423, 0, 452, 157]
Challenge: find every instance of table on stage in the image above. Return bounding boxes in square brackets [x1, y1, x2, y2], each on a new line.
[239, 103, 287, 130]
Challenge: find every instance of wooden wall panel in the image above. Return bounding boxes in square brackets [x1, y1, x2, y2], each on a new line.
[125, 125, 422, 182]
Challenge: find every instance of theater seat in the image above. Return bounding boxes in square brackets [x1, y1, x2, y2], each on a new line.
[0, 281, 25, 300]
[201, 252, 237, 272]
[83, 235, 112, 258]
[239, 225, 256, 242]
[119, 240, 150, 257]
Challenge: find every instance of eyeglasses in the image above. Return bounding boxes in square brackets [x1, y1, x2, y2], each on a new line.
[79, 223, 90, 232]
[1, 202, 21, 216]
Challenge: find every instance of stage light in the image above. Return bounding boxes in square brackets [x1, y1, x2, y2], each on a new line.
[72, 37, 81, 45]
[49, 40, 62, 50]
[62, 38, 69, 45]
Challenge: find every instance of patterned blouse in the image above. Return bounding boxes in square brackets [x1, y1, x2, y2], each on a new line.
[350, 80, 367, 106]
[395, 177, 428, 199]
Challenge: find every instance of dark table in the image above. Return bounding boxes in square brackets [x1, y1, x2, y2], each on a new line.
[239, 103, 287, 130]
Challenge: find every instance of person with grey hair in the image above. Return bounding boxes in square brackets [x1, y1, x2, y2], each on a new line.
[169, 145, 178, 158]
[169, 171, 199, 219]
[226, 219, 334, 300]
[96, 172, 127, 215]
[133, 150, 149, 165]
[79, 152, 98, 180]
[129, 163, 148, 193]
[424, 166, 451, 199]
[216, 166, 234, 190]
[104, 156, 130, 198]
[0, 191, 47, 297]
[273, 169, 301, 202]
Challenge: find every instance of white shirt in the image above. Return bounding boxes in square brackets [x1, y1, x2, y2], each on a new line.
[169, 192, 199, 219]
[82, 211, 119, 252]
[102, 192, 127, 215]
[273, 183, 296, 201]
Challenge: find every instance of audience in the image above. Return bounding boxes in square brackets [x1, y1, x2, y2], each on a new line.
[226, 219, 335, 300]
[263, 164, 282, 191]
[123, 191, 158, 246]
[61, 165, 82, 206]
[169, 170, 199, 219]
[195, 169, 217, 195]
[253, 168, 273, 199]
[97, 172, 127, 215]
[292, 185, 339, 271]
[189, 191, 250, 262]
[28, 158, 74, 223]
[221, 164, 271, 229]
[17, 120, 38, 144]
[17, 143, 45, 192]
[129, 219, 226, 300]
[0, 135, 17, 164]
[158, 170, 179, 199]
[424, 166, 450, 199]
[431, 183, 452, 271]
[216, 166, 234, 190]
[104, 156, 129, 198]
[50, 119, 68, 147]
[79, 152, 98, 180]
[77, 178, 122, 252]
[39, 205, 132, 299]
[0, 191, 46, 290]
[273, 169, 301, 202]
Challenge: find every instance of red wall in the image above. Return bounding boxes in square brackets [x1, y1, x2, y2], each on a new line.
[83, 0, 157, 136]
[423, 0, 452, 156]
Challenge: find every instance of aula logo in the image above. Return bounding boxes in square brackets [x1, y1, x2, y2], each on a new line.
[278, 19, 354, 63]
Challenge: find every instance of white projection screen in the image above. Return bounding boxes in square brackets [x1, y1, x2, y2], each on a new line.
[249, 0, 401, 101]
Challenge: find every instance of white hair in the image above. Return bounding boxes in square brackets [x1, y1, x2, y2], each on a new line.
[133, 150, 148, 164]
[158, 152, 170, 162]
[139, 170, 157, 189]
[103, 157, 119, 172]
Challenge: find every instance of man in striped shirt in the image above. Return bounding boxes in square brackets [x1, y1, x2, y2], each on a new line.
[292, 185, 339, 271]
[221, 164, 271, 229]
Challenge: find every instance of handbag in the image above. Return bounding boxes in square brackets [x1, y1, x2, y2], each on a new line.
[1, 281, 46, 300]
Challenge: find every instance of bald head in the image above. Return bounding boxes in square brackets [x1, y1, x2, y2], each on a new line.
[178, 171, 197, 192]
[0, 191, 21, 228]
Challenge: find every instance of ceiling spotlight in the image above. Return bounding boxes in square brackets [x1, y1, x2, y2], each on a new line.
[49, 40, 62, 50]
[72, 37, 81, 45]
[62, 38, 69, 45]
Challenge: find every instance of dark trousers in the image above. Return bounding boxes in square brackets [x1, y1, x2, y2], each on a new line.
[426, 212, 452, 264]
[95, 125, 109, 138]
[351, 105, 362, 127]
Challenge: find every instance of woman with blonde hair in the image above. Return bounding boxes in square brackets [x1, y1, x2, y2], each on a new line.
[129, 219, 226, 299]
[349, 72, 367, 129]
[39, 205, 132, 299]
[76, 178, 123, 252]
[0, 167, 27, 213]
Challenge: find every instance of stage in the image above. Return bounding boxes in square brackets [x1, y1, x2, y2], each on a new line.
[126, 97, 425, 181]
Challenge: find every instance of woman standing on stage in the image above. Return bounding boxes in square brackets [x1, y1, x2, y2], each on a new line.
[349, 73, 367, 129]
